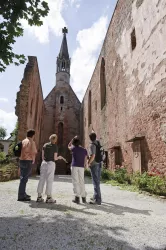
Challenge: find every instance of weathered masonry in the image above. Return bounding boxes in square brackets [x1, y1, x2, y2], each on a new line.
[82, 0, 166, 174]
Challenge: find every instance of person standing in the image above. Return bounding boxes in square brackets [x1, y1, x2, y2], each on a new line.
[18, 129, 37, 201]
[68, 136, 88, 204]
[36, 134, 63, 203]
[88, 132, 102, 205]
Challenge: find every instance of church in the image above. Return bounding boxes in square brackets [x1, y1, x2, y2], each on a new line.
[15, 28, 81, 174]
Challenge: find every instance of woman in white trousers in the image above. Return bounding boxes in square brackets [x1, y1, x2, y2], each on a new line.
[68, 136, 88, 204]
[37, 134, 62, 203]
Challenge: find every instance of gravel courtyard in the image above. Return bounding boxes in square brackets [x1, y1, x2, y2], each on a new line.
[0, 175, 166, 250]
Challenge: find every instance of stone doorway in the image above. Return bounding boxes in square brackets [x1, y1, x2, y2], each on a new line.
[127, 136, 145, 173]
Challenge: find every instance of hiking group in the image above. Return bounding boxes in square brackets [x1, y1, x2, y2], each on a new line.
[15, 129, 104, 205]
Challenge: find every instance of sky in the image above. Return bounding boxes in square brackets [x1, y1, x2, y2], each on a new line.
[0, 0, 117, 137]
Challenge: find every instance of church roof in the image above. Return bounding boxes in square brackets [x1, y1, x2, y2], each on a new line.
[59, 27, 69, 60]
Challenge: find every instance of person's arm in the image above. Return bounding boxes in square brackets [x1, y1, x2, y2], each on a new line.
[32, 142, 37, 164]
[88, 154, 95, 166]
[54, 153, 62, 161]
[88, 144, 96, 166]
[68, 139, 73, 150]
[42, 149, 44, 161]
[84, 155, 88, 168]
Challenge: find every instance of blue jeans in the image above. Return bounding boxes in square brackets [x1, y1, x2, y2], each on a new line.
[18, 160, 32, 199]
[90, 163, 101, 203]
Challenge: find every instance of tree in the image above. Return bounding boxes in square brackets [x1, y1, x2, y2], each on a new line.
[0, 126, 7, 139]
[0, 0, 49, 72]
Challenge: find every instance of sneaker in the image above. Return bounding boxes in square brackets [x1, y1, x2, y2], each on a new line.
[46, 197, 56, 203]
[26, 194, 31, 198]
[89, 200, 101, 205]
[90, 197, 95, 202]
[72, 196, 80, 204]
[82, 197, 86, 203]
[36, 197, 44, 203]
[18, 197, 31, 202]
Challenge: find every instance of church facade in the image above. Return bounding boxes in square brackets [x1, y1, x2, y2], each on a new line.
[16, 28, 81, 174]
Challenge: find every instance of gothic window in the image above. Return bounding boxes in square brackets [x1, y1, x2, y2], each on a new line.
[60, 96, 64, 104]
[88, 90, 92, 126]
[131, 28, 136, 51]
[62, 61, 65, 70]
[100, 57, 106, 109]
[0, 143, 4, 152]
[58, 122, 63, 145]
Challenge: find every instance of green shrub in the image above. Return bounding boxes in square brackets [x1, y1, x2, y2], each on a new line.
[0, 152, 6, 161]
[84, 168, 91, 177]
[101, 168, 114, 180]
[146, 176, 166, 195]
[114, 167, 130, 184]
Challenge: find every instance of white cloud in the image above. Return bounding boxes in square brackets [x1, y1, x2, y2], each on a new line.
[0, 98, 9, 103]
[70, 16, 108, 100]
[21, 0, 81, 43]
[0, 109, 17, 137]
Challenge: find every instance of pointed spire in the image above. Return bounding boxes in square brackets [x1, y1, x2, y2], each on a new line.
[59, 27, 69, 59]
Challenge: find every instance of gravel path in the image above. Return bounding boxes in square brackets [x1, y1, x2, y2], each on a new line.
[0, 175, 166, 250]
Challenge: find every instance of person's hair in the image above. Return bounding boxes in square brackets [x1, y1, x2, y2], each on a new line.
[72, 137, 80, 147]
[49, 134, 57, 143]
[27, 129, 35, 138]
[89, 132, 96, 142]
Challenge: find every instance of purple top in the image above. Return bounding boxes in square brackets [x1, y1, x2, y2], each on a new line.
[71, 146, 87, 167]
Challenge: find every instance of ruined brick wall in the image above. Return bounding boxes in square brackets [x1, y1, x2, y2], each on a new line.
[82, 0, 166, 174]
[15, 56, 44, 165]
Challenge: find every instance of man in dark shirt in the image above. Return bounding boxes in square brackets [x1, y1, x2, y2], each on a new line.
[68, 136, 88, 204]
[88, 132, 102, 205]
[37, 134, 62, 203]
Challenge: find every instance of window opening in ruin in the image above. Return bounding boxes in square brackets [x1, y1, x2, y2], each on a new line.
[131, 28, 136, 51]
[61, 107, 63, 111]
[100, 57, 106, 110]
[0, 143, 4, 152]
[95, 101, 97, 110]
[88, 90, 92, 126]
[60, 96, 64, 104]
[30, 99, 33, 115]
[115, 147, 122, 166]
[58, 122, 63, 145]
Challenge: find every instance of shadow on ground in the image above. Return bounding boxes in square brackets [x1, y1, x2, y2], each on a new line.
[0, 215, 164, 250]
[29, 199, 151, 217]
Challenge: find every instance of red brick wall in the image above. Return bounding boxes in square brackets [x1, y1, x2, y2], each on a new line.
[82, 0, 166, 174]
[15, 56, 44, 166]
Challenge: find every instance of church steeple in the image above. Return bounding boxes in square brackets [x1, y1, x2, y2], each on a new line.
[56, 27, 70, 74]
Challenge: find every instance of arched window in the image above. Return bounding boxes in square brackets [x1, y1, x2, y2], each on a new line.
[58, 122, 63, 145]
[60, 96, 64, 104]
[62, 61, 65, 70]
[88, 90, 92, 126]
[0, 143, 4, 152]
[100, 57, 106, 109]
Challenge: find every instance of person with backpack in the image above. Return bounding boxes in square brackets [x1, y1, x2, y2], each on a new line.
[88, 132, 103, 205]
[17, 129, 37, 201]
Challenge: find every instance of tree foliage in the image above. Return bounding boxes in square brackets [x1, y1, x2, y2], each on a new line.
[0, 0, 49, 72]
[0, 126, 7, 139]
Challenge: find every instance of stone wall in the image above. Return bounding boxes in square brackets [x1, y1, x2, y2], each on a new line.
[15, 56, 44, 166]
[82, 0, 166, 173]
[42, 73, 81, 174]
